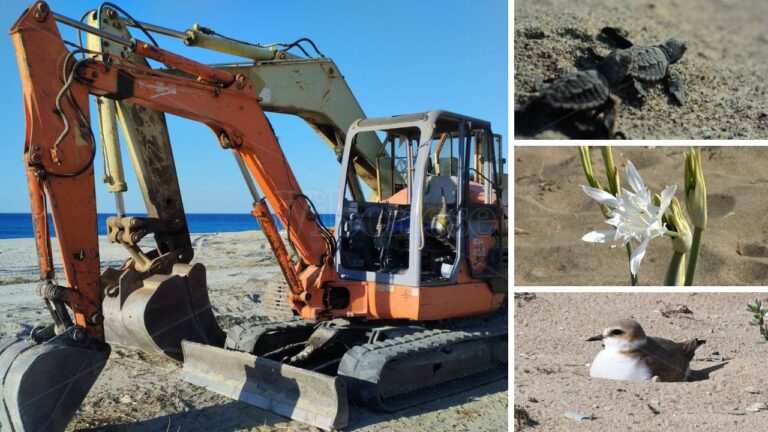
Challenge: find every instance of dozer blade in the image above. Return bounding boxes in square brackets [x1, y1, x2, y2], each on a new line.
[0, 327, 110, 432]
[103, 263, 225, 361]
[180, 341, 348, 431]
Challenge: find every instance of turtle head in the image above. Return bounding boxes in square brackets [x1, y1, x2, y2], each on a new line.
[600, 50, 632, 84]
[661, 39, 687, 63]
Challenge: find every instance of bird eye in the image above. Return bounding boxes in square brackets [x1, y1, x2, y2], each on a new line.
[611, 329, 624, 336]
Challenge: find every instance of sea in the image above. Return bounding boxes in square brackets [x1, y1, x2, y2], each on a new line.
[0, 213, 336, 240]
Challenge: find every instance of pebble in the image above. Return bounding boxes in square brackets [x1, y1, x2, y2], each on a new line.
[565, 411, 593, 421]
[745, 386, 760, 394]
[745, 402, 767, 412]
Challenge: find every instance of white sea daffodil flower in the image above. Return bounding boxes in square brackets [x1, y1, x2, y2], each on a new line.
[581, 161, 677, 277]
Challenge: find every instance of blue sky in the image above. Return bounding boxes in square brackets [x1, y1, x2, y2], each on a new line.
[0, 0, 507, 214]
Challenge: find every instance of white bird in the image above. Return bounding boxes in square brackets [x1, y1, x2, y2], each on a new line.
[587, 319, 704, 382]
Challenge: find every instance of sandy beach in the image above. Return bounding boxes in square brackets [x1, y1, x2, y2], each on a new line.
[515, 292, 768, 431]
[0, 230, 507, 431]
[514, 146, 768, 286]
[514, 0, 768, 139]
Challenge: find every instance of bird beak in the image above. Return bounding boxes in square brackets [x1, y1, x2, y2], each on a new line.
[586, 334, 603, 342]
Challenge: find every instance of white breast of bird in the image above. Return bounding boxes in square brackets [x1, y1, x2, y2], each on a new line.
[590, 346, 653, 381]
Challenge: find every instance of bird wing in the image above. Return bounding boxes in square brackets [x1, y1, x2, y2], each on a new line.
[638, 337, 692, 382]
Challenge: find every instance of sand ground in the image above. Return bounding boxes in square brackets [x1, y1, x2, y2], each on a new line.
[514, 0, 768, 139]
[514, 146, 768, 286]
[514, 292, 768, 431]
[0, 231, 507, 431]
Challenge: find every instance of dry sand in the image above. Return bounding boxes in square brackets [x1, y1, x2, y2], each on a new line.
[514, 292, 768, 431]
[0, 231, 507, 431]
[514, 146, 768, 286]
[514, 0, 768, 139]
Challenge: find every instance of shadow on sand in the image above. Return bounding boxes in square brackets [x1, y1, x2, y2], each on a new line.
[688, 362, 729, 382]
[79, 379, 508, 431]
[83, 401, 289, 432]
[346, 379, 508, 430]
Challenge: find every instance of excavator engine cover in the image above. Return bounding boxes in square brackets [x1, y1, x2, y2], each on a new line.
[0, 327, 110, 432]
[102, 263, 225, 361]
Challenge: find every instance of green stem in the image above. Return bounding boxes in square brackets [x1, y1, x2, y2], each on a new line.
[665, 251, 686, 286]
[685, 227, 704, 286]
[578, 146, 597, 187]
[578, 147, 609, 215]
[601, 146, 619, 195]
[626, 243, 638, 286]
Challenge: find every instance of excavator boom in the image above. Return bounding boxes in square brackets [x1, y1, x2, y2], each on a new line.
[87, 7, 389, 322]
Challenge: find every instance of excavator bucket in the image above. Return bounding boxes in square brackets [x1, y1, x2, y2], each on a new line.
[180, 341, 348, 431]
[0, 328, 110, 432]
[102, 263, 225, 361]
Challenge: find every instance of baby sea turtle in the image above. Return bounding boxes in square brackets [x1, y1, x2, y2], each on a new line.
[515, 50, 632, 139]
[601, 27, 687, 105]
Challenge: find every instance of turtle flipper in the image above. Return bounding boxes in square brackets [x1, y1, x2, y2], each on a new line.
[571, 95, 620, 139]
[600, 95, 621, 138]
[667, 69, 687, 105]
[600, 26, 634, 49]
[633, 79, 649, 98]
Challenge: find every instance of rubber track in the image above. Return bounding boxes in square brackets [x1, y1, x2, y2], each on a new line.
[225, 319, 315, 353]
[338, 312, 507, 411]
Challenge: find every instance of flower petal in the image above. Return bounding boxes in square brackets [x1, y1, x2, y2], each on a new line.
[658, 184, 677, 215]
[582, 229, 616, 243]
[581, 186, 618, 208]
[605, 214, 622, 226]
[625, 161, 645, 194]
[629, 238, 650, 276]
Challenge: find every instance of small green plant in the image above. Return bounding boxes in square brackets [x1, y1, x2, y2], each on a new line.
[747, 299, 768, 343]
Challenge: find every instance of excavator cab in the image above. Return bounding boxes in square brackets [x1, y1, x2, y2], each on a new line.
[337, 111, 506, 288]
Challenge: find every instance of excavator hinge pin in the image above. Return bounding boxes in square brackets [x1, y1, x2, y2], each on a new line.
[34, 2, 49, 21]
[69, 327, 87, 343]
[218, 132, 231, 149]
[88, 312, 104, 325]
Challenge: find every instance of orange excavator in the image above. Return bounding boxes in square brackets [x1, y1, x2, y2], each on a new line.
[2, 2, 507, 431]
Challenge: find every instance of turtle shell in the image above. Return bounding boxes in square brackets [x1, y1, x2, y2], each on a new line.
[626, 46, 669, 82]
[540, 70, 609, 111]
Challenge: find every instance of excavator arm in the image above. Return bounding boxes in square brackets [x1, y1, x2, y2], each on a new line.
[65, 8, 333, 314]
[130, 18, 389, 199]
[90, 8, 388, 234]
[83, 9, 389, 325]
